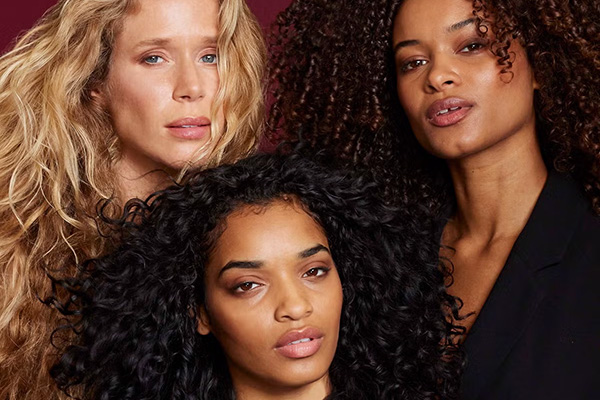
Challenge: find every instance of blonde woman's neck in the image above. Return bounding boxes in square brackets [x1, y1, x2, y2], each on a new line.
[114, 154, 174, 202]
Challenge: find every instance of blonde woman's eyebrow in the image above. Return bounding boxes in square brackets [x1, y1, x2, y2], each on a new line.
[133, 36, 218, 50]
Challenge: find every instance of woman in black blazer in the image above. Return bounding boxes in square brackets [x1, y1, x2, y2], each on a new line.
[267, 0, 600, 398]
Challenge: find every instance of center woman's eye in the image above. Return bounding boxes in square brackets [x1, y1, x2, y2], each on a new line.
[303, 267, 330, 278]
[234, 281, 260, 292]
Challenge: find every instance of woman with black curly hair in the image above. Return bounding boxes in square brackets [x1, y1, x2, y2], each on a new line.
[50, 153, 463, 399]
[268, 0, 600, 398]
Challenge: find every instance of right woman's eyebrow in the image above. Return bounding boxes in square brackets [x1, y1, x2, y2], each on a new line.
[394, 17, 476, 54]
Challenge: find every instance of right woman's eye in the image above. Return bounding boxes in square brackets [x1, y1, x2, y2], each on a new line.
[400, 59, 428, 73]
[143, 55, 165, 65]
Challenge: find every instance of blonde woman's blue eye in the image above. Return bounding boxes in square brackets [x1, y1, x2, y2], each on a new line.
[143, 55, 164, 64]
[201, 54, 217, 64]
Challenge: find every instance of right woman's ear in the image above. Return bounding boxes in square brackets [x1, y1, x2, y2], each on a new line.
[197, 305, 211, 335]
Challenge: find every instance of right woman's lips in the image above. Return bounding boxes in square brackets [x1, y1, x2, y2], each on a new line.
[274, 327, 324, 359]
[426, 97, 473, 127]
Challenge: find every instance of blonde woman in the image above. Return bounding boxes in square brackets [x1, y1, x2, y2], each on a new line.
[0, 0, 265, 398]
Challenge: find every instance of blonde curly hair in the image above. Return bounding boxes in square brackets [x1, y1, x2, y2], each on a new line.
[0, 0, 265, 398]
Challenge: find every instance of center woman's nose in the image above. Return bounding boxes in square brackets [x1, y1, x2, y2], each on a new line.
[274, 280, 314, 322]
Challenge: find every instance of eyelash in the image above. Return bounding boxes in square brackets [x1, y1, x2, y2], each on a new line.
[143, 55, 165, 65]
[231, 266, 331, 293]
[302, 266, 330, 278]
[233, 281, 261, 293]
[399, 40, 488, 73]
[400, 59, 428, 73]
[201, 54, 218, 64]
[142, 54, 217, 65]
[459, 41, 487, 53]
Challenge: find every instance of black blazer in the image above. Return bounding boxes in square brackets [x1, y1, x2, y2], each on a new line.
[461, 172, 600, 400]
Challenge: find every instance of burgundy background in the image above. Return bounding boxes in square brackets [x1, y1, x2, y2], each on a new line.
[0, 0, 292, 54]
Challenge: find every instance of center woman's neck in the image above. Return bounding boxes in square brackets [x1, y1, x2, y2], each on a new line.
[234, 374, 331, 400]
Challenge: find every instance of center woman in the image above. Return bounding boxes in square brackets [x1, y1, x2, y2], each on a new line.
[52, 154, 463, 399]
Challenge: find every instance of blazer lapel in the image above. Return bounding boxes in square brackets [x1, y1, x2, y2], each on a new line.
[461, 172, 589, 399]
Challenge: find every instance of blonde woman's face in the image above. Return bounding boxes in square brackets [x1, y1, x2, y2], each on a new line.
[98, 0, 224, 174]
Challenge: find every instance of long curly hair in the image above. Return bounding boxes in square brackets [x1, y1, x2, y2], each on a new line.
[50, 152, 464, 399]
[267, 0, 600, 215]
[0, 0, 265, 398]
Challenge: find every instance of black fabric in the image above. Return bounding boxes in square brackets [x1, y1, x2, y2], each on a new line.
[460, 172, 600, 400]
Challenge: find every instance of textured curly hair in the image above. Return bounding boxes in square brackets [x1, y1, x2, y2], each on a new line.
[49, 153, 463, 399]
[0, 0, 265, 397]
[267, 0, 600, 215]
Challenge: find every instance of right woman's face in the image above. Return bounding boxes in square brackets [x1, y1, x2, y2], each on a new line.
[198, 201, 343, 396]
[392, 0, 538, 161]
[97, 0, 224, 174]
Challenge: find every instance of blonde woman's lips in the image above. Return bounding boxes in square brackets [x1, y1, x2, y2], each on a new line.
[166, 117, 211, 140]
[426, 97, 473, 127]
[275, 327, 324, 359]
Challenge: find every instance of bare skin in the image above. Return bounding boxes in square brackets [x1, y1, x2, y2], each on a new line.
[393, 0, 546, 336]
[441, 124, 547, 334]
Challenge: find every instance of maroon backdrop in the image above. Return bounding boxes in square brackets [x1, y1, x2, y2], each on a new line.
[0, 0, 292, 54]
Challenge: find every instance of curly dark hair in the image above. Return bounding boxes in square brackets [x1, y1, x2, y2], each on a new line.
[267, 0, 600, 215]
[49, 153, 464, 399]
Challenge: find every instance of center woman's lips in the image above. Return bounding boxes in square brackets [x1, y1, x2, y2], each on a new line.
[166, 116, 211, 140]
[275, 327, 324, 359]
[426, 97, 473, 127]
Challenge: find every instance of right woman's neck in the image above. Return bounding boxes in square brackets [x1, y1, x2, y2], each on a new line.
[446, 132, 547, 244]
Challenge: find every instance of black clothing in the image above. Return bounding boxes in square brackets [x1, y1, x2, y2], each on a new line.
[461, 172, 600, 400]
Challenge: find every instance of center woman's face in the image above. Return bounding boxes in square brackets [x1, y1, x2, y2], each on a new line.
[199, 201, 343, 395]
[99, 0, 223, 173]
[392, 0, 538, 161]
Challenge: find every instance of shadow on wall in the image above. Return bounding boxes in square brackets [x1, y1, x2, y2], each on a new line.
[247, 0, 292, 30]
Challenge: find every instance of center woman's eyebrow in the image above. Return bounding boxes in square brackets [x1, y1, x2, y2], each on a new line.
[393, 18, 476, 54]
[219, 260, 262, 277]
[218, 244, 330, 277]
[298, 244, 330, 259]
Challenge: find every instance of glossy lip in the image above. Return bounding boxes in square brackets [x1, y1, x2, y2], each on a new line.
[274, 327, 324, 359]
[166, 117, 211, 140]
[426, 97, 474, 127]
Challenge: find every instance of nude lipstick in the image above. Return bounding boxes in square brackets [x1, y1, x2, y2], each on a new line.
[275, 327, 324, 359]
[166, 117, 211, 140]
[426, 97, 473, 127]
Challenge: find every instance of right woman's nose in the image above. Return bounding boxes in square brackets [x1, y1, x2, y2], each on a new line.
[425, 55, 462, 93]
